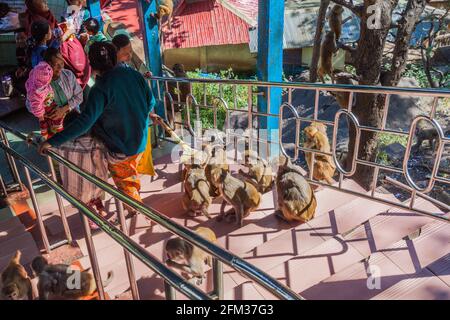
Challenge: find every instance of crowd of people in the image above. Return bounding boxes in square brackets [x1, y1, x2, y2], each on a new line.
[12, 0, 162, 230]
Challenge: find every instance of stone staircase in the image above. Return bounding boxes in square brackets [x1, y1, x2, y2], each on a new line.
[0, 208, 40, 276]
[30, 151, 450, 300]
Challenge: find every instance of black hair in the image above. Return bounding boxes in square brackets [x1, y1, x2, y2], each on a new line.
[112, 34, 131, 50]
[43, 47, 62, 63]
[88, 41, 117, 73]
[84, 17, 100, 34]
[30, 20, 50, 44]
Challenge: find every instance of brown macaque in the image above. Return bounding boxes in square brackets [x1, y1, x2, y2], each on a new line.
[304, 122, 336, 184]
[275, 156, 317, 223]
[0, 251, 32, 300]
[238, 150, 274, 193]
[31, 256, 113, 300]
[205, 146, 230, 197]
[412, 127, 442, 154]
[167, 64, 192, 108]
[180, 144, 212, 182]
[210, 167, 261, 227]
[318, 31, 337, 84]
[328, 5, 343, 40]
[165, 227, 217, 285]
[182, 167, 212, 218]
[154, 0, 173, 30]
[332, 72, 358, 109]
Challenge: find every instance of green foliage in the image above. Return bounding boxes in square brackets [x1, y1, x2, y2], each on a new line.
[402, 63, 432, 88]
[344, 65, 357, 77]
[184, 69, 257, 130]
[375, 133, 409, 165]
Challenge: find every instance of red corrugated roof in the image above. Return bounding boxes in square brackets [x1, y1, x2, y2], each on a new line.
[163, 0, 252, 50]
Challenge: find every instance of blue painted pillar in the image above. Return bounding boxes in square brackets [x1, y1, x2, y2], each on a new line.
[256, 0, 284, 157]
[87, 0, 103, 30]
[137, 0, 165, 118]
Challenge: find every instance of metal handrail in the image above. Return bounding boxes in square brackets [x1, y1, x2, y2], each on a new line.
[0, 121, 302, 300]
[0, 137, 210, 300]
[150, 76, 449, 223]
[150, 75, 450, 97]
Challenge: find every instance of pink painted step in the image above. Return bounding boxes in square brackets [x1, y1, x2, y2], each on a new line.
[426, 253, 450, 288]
[0, 216, 40, 271]
[381, 221, 450, 274]
[231, 199, 445, 298]
[371, 267, 450, 300]
[300, 219, 450, 299]
[347, 199, 447, 258]
[234, 192, 395, 276]
[0, 222, 27, 243]
[0, 215, 23, 234]
[0, 243, 40, 271]
[224, 281, 266, 300]
[242, 235, 365, 298]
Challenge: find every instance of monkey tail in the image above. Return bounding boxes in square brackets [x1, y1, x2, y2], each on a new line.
[102, 271, 114, 288]
[12, 250, 21, 264]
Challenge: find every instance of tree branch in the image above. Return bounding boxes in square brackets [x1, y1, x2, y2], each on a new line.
[385, 0, 428, 86]
[331, 0, 363, 17]
[309, 0, 330, 82]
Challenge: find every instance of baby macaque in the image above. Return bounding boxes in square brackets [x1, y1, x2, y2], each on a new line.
[304, 122, 336, 184]
[210, 167, 261, 227]
[275, 156, 317, 223]
[238, 150, 274, 193]
[205, 146, 230, 197]
[165, 227, 217, 285]
[0, 251, 32, 300]
[31, 256, 113, 300]
[154, 0, 173, 29]
[318, 31, 337, 84]
[328, 5, 343, 40]
[182, 166, 212, 218]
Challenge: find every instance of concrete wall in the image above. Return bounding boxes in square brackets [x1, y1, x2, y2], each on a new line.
[164, 44, 257, 73]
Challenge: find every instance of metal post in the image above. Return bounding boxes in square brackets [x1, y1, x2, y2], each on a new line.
[0, 174, 7, 197]
[23, 167, 51, 253]
[256, 0, 285, 159]
[47, 157, 72, 244]
[212, 258, 224, 300]
[0, 128, 22, 190]
[80, 214, 106, 300]
[164, 280, 176, 300]
[137, 0, 165, 118]
[87, 0, 103, 30]
[115, 199, 140, 300]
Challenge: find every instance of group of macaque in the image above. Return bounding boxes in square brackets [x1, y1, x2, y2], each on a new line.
[164, 122, 337, 284]
[0, 251, 113, 300]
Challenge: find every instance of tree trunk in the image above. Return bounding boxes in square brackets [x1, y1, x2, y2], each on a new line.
[309, 0, 330, 82]
[384, 0, 428, 86]
[346, 0, 399, 190]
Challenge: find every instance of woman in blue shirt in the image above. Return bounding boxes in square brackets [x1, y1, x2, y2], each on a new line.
[40, 42, 161, 217]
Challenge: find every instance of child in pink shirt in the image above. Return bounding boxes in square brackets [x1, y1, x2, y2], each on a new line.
[25, 61, 64, 139]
